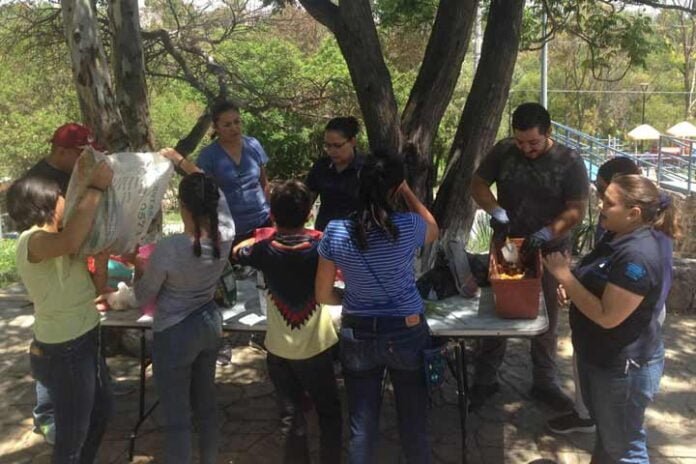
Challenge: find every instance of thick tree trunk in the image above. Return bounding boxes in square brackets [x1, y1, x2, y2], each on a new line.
[60, 0, 128, 151]
[401, 0, 478, 205]
[299, 0, 401, 152]
[109, 0, 154, 151]
[432, 0, 526, 245]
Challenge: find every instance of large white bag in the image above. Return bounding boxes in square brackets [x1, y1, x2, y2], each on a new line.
[63, 147, 174, 256]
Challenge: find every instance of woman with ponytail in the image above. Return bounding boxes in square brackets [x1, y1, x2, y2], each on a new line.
[543, 174, 680, 463]
[135, 149, 235, 464]
[315, 150, 438, 463]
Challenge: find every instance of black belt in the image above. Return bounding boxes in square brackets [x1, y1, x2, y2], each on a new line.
[342, 313, 423, 332]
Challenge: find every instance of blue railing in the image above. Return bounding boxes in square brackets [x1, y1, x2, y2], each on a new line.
[551, 121, 696, 195]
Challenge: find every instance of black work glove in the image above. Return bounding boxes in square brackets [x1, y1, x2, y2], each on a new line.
[520, 227, 553, 265]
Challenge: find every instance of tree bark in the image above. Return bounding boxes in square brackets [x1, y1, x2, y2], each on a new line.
[60, 0, 128, 151]
[109, 0, 154, 151]
[432, 0, 526, 245]
[401, 0, 478, 204]
[299, 0, 401, 152]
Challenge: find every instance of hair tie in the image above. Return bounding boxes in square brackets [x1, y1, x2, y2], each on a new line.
[658, 191, 672, 211]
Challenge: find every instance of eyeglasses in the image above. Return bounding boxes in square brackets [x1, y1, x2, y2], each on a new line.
[323, 140, 349, 150]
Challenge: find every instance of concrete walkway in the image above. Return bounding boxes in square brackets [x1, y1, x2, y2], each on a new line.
[1, 282, 694, 463]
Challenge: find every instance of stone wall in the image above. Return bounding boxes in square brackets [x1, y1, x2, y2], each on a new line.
[668, 257, 696, 314]
[673, 193, 696, 257]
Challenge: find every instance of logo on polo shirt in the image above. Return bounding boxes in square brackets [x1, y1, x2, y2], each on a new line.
[624, 262, 647, 282]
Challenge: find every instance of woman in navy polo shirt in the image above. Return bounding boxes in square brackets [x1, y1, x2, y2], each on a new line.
[315, 150, 439, 463]
[197, 101, 271, 245]
[543, 174, 680, 463]
[306, 117, 364, 231]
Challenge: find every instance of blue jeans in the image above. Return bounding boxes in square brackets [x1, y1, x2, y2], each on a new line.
[578, 344, 665, 463]
[267, 349, 342, 464]
[152, 302, 223, 464]
[340, 316, 431, 464]
[30, 326, 113, 464]
[34, 380, 55, 431]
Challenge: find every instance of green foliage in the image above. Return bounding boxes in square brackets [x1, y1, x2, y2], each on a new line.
[0, 239, 18, 288]
[467, 212, 493, 254]
[375, 0, 438, 30]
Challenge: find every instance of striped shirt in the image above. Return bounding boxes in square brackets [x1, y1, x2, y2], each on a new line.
[318, 212, 427, 317]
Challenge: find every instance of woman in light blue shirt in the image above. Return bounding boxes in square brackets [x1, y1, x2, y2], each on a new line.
[197, 101, 271, 246]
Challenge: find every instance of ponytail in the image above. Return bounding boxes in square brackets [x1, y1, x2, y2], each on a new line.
[653, 191, 682, 240]
[352, 149, 404, 250]
[178, 173, 222, 258]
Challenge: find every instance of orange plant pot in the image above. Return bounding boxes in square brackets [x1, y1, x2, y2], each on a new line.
[489, 238, 542, 319]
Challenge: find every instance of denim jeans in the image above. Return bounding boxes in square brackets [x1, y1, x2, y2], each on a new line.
[578, 344, 665, 463]
[152, 301, 223, 464]
[34, 380, 55, 432]
[29, 326, 113, 464]
[340, 317, 431, 464]
[266, 349, 342, 464]
[474, 269, 561, 387]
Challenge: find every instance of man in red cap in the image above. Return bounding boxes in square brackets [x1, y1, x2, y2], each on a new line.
[25, 123, 101, 194]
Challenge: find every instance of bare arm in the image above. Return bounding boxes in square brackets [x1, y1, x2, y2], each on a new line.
[315, 256, 342, 305]
[90, 250, 110, 295]
[28, 162, 113, 262]
[470, 175, 500, 213]
[260, 166, 270, 201]
[547, 200, 586, 237]
[543, 252, 645, 329]
[397, 182, 439, 244]
[160, 148, 202, 175]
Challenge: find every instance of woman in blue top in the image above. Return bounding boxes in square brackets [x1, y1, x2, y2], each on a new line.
[197, 101, 270, 245]
[543, 175, 680, 463]
[315, 150, 439, 464]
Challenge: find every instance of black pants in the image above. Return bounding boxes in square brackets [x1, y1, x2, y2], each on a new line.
[267, 348, 342, 464]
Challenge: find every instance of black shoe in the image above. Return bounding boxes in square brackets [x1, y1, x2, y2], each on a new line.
[468, 382, 500, 411]
[529, 384, 574, 412]
[548, 410, 596, 434]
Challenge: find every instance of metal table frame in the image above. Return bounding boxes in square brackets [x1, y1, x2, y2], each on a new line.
[101, 282, 548, 463]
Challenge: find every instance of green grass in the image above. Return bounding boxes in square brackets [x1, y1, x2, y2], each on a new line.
[0, 239, 18, 289]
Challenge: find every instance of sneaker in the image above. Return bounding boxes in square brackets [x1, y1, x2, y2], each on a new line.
[468, 382, 500, 412]
[548, 410, 596, 434]
[529, 384, 575, 412]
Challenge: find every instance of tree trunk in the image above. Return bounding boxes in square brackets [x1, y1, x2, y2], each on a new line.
[299, 0, 401, 152]
[109, 0, 154, 151]
[401, 0, 478, 204]
[432, 0, 526, 246]
[60, 0, 128, 151]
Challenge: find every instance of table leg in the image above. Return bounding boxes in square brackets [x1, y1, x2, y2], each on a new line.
[454, 340, 469, 464]
[128, 327, 159, 461]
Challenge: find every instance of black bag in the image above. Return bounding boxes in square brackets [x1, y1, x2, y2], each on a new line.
[416, 248, 459, 299]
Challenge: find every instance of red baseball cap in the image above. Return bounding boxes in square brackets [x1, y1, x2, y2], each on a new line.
[50, 123, 101, 149]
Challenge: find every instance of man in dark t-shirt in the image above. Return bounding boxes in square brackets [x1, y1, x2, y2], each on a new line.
[469, 103, 589, 411]
[26, 123, 101, 194]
